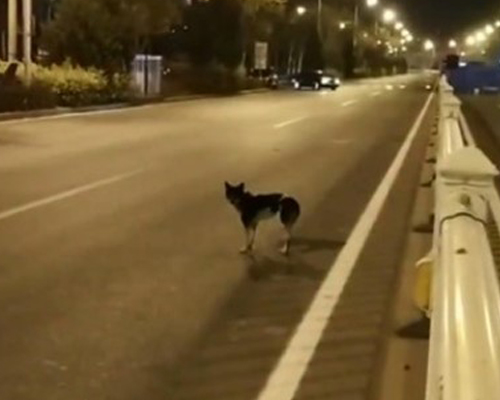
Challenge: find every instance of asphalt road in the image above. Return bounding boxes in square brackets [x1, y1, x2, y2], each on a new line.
[0, 74, 433, 400]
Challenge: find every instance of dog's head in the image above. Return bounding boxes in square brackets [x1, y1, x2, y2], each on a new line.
[225, 182, 245, 208]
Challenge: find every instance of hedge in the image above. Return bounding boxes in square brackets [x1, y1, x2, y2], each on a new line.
[0, 62, 132, 112]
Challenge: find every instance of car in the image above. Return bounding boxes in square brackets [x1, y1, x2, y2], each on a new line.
[292, 71, 341, 90]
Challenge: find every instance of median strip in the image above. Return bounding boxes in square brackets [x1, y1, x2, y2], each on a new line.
[0, 169, 143, 222]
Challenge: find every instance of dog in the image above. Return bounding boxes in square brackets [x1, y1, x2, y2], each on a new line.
[224, 182, 301, 255]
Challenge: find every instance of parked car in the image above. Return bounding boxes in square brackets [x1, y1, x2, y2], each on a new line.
[292, 71, 341, 90]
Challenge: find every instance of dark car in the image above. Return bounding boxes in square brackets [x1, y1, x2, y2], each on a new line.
[292, 71, 341, 90]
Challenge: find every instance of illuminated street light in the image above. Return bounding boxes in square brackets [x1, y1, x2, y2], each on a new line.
[460, 51, 466, 57]
[485, 24, 495, 35]
[466, 35, 476, 46]
[366, 0, 378, 7]
[383, 9, 396, 24]
[496, 21, 500, 28]
[339, 21, 347, 30]
[449, 39, 457, 49]
[476, 31, 486, 42]
[424, 39, 434, 51]
[395, 21, 404, 31]
[406, 34, 414, 42]
[402, 29, 410, 37]
[296, 6, 306, 15]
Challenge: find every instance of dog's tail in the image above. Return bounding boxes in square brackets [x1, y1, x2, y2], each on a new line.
[279, 196, 301, 228]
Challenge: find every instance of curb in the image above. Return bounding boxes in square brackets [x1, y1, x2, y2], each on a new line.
[0, 88, 269, 123]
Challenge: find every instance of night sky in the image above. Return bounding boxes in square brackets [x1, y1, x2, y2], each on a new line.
[400, 0, 499, 38]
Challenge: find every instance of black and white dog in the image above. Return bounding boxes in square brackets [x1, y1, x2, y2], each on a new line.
[225, 182, 301, 254]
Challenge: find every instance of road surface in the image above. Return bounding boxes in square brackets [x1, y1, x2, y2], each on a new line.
[0, 74, 433, 400]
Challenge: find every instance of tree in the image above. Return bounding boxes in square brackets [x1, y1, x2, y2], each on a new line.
[42, 0, 182, 72]
[212, 0, 245, 70]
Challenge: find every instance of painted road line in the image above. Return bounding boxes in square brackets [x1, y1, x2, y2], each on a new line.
[274, 116, 308, 129]
[0, 169, 143, 222]
[341, 100, 358, 107]
[256, 91, 435, 400]
[329, 139, 353, 145]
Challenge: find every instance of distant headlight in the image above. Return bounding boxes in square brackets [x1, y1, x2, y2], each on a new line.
[334, 78, 341, 85]
[321, 76, 332, 85]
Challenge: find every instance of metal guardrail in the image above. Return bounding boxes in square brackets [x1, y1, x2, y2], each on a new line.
[425, 76, 500, 400]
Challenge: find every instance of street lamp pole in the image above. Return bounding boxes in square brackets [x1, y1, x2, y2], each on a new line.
[8, 0, 17, 61]
[353, 3, 359, 49]
[23, 0, 32, 84]
[317, 0, 322, 40]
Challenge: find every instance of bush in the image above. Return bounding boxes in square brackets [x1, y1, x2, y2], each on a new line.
[0, 61, 132, 110]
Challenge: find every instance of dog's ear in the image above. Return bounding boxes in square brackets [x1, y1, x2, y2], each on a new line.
[224, 181, 231, 190]
[237, 182, 245, 191]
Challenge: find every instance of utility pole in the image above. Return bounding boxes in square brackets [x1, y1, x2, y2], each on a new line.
[8, 0, 17, 61]
[353, 3, 359, 49]
[23, 0, 32, 84]
[317, 0, 322, 40]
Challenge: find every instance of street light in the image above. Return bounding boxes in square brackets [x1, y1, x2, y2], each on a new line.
[485, 24, 495, 35]
[395, 22, 404, 31]
[424, 39, 434, 51]
[466, 35, 476, 46]
[366, 0, 378, 8]
[296, 6, 306, 15]
[449, 39, 457, 49]
[383, 9, 396, 24]
[476, 31, 486, 42]
[339, 21, 347, 30]
[496, 21, 500, 28]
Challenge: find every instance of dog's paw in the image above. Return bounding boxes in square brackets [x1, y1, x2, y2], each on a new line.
[280, 245, 289, 256]
[240, 246, 252, 254]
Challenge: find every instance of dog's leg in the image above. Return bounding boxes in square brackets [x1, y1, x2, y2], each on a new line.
[240, 226, 256, 254]
[280, 225, 292, 255]
[279, 197, 300, 255]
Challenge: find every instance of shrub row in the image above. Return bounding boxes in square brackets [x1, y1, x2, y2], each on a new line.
[0, 62, 132, 112]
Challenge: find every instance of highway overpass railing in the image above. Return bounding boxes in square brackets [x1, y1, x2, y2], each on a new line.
[424, 76, 500, 400]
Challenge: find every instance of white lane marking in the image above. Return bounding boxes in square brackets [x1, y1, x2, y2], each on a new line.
[0, 169, 143, 222]
[329, 139, 352, 145]
[274, 116, 308, 129]
[341, 100, 358, 107]
[371, 91, 382, 97]
[256, 92, 434, 400]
